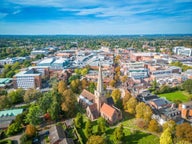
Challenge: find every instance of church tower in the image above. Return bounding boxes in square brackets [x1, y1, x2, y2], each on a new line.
[95, 64, 106, 112]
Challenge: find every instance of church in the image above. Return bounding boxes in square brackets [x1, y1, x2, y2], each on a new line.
[78, 65, 122, 125]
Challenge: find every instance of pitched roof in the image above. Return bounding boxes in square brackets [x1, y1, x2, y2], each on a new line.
[87, 103, 99, 119]
[100, 103, 116, 118]
[49, 125, 66, 144]
[80, 89, 95, 101]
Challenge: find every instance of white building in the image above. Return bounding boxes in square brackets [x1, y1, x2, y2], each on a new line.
[173, 46, 192, 56]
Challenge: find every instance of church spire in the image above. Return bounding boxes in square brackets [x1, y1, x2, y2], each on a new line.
[97, 63, 103, 95]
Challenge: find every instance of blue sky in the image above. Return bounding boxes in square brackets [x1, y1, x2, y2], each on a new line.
[0, 0, 192, 35]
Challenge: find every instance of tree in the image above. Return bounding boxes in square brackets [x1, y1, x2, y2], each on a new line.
[68, 74, 80, 83]
[25, 124, 36, 137]
[109, 79, 116, 87]
[6, 122, 22, 136]
[61, 89, 76, 117]
[160, 128, 173, 144]
[148, 119, 159, 133]
[87, 82, 96, 94]
[97, 117, 106, 134]
[85, 119, 92, 138]
[176, 123, 192, 143]
[162, 120, 176, 132]
[136, 102, 152, 122]
[24, 89, 41, 103]
[58, 80, 67, 94]
[122, 91, 131, 110]
[111, 89, 121, 104]
[70, 79, 81, 93]
[113, 124, 124, 143]
[183, 79, 192, 94]
[26, 105, 42, 125]
[81, 68, 89, 76]
[8, 89, 25, 104]
[81, 79, 88, 89]
[121, 75, 127, 83]
[126, 97, 138, 114]
[86, 135, 106, 144]
[39, 92, 52, 113]
[74, 113, 83, 129]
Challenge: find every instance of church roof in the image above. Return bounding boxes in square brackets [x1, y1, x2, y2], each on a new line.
[80, 89, 95, 101]
[87, 103, 99, 119]
[100, 103, 116, 118]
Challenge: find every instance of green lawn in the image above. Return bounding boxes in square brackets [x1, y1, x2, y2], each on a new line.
[77, 115, 159, 144]
[159, 91, 191, 102]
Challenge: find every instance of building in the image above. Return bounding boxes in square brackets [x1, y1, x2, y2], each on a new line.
[49, 125, 74, 144]
[178, 101, 192, 121]
[0, 78, 12, 88]
[0, 57, 28, 66]
[173, 46, 192, 56]
[78, 65, 122, 125]
[13, 68, 42, 89]
[0, 109, 23, 129]
[30, 49, 49, 56]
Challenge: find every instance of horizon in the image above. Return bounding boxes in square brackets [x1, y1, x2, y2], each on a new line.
[0, 0, 192, 35]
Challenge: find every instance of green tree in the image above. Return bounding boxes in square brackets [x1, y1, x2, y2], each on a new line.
[39, 92, 52, 113]
[74, 113, 83, 129]
[26, 105, 42, 125]
[6, 122, 22, 136]
[160, 128, 173, 144]
[183, 79, 192, 94]
[8, 89, 25, 104]
[86, 135, 106, 144]
[113, 124, 124, 143]
[85, 119, 92, 138]
[88, 82, 96, 94]
[97, 117, 106, 134]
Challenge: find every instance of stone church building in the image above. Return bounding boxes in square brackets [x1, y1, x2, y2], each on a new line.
[78, 65, 122, 125]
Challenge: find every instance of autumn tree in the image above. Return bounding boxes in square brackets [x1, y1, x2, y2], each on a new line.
[25, 124, 36, 137]
[113, 124, 124, 143]
[70, 79, 81, 93]
[160, 128, 173, 144]
[85, 119, 93, 138]
[81, 79, 88, 89]
[61, 89, 76, 117]
[58, 80, 67, 94]
[111, 89, 121, 104]
[126, 97, 138, 114]
[109, 79, 116, 87]
[121, 75, 127, 83]
[176, 123, 192, 143]
[122, 91, 131, 110]
[86, 135, 106, 144]
[8, 88, 25, 104]
[162, 120, 176, 132]
[136, 102, 152, 122]
[148, 119, 160, 133]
